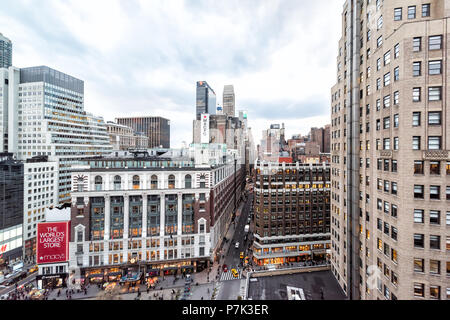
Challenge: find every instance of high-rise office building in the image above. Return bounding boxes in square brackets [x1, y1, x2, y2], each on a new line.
[252, 161, 331, 266]
[330, 0, 449, 300]
[0, 153, 23, 268]
[223, 85, 235, 117]
[196, 81, 216, 120]
[4, 66, 112, 203]
[115, 117, 170, 148]
[0, 33, 12, 69]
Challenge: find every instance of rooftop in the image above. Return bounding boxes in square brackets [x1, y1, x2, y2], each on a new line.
[247, 270, 346, 300]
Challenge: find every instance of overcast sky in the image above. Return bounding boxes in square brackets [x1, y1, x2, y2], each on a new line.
[1, 0, 343, 148]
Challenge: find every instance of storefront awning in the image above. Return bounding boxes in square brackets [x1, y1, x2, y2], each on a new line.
[106, 272, 122, 277]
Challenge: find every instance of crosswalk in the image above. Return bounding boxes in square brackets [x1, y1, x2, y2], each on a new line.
[220, 269, 243, 282]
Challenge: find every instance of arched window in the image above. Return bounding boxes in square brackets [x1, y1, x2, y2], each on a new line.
[185, 175, 192, 189]
[76, 176, 84, 192]
[132, 175, 140, 189]
[114, 175, 121, 190]
[151, 175, 158, 189]
[94, 176, 102, 191]
[168, 175, 175, 189]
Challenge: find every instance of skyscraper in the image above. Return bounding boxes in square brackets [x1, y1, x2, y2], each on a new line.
[331, 0, 449, 300]
[196, 81, 216, 120]
[0, 33, 12, 69]
[116, 116, 170, 148]
[5, 66, 112, 203]
[223, 85, 235, 117]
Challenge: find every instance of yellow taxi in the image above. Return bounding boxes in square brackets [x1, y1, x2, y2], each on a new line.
[239, 252, 244, 259]
[231, 269, 239, 278]
[28, 265, 38, 274]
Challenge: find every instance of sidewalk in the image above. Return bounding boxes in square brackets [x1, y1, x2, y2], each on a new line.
[194, 197, 246, 285]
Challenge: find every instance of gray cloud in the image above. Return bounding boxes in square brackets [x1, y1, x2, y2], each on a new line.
[0, 0, 342, 147]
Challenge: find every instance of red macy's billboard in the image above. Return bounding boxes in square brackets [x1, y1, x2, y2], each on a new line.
[36, 222, 70, 264]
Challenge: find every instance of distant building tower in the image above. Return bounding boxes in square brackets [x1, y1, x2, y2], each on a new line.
[223, 85, 235, 117]
[196, 81, 216, 120]
[0, 33, 12, 68]
[116, 116, 170, 148]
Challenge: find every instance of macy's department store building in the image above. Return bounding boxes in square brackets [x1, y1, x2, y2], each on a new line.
[67, 153, 245, 284]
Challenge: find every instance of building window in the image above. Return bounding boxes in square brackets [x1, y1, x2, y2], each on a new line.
[414, 209, 424, 223]
[428, 136, 441, 150]
[377, 16, 383, 30]
[414, 185, 424, 199]
[412, 136, 421, 150]
[430, 211, 440, 225]
[430, 286, 440, 300]
[430, 161, 440, 175]
[383, 95, 391, 108]
[383, 117, 390, 129]
[413, 62, 421, 77]
[412, 112, 421, 126]
[132, 175, 140, 189]
[168, 175, 175, 189]
[113, 175, 121, 190]
[428, 112, 441, 125]
[414, 234, 425, 248]
[408, 6, 416, 19]
[429, 60, 442, 75]
[394, 67, 399, 81]
[391, 92, 398, 106]
[430, 235, 440, 249]
[414, 259, 424, 272]
[383, 72, 391, 86]
[391, 204, 397, 218]
[422, 4, 431, 17]
[384, 51, 391, 65]
[415, 284, 426, 298]
[94, 176, 102, 191]
[185, 175, 192, 189]
[394, 8, 402, 21]
[429, 35, 442, 50]
[393, 114, 399, 128]
[413, 37, 421, 52]
[413, 88, 421, 102]
[151, 175, 158, 189]
[391, 182, 398, 195]
[394, 43, 400, 58]
[430, 186, 440, 200]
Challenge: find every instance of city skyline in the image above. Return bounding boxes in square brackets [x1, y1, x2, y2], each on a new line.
[1, 0, 448, 305]
[0, 0, 341, 148]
